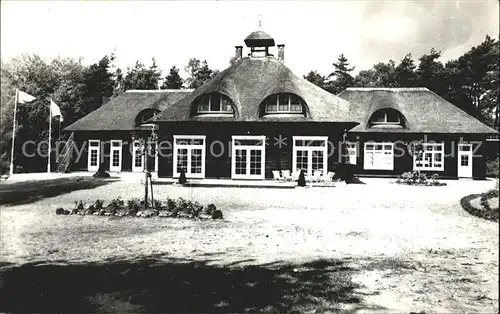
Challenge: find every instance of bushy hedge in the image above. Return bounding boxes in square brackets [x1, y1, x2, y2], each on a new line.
[460, 189, 499, 222]
[396, 171, 446, 186]
[486, 157, 499, 178]
[55, 197, 222, 220]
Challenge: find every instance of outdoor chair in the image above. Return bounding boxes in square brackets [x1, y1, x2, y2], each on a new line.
[311, 170, 323, 182]
[320, 171, 335, 183]
[282, 170, 292, 181]
[292, 170, 302, 181]
[272, 170, 285, 181]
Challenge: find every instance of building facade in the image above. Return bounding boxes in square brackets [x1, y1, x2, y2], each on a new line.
[65, 30, 498, 180]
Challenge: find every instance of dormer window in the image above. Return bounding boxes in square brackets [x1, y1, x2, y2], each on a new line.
[195, 93, 234, 114]
[368, 109, 406, 129]
[263, 94, 305, 114]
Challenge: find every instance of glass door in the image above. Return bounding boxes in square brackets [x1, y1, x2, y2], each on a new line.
[231, 136, 265, 179]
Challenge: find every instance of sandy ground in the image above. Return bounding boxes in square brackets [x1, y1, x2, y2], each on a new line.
[0, 178, 498, 313]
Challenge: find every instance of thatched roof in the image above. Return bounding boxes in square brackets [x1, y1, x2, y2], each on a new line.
[154, 57, 355, 123]
[338, 87, 497, 134]
[64, 89, 193, 131]
[244, 31, 275, 47]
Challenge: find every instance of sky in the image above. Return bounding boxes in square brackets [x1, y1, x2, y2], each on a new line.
[1, 1, 499, 79]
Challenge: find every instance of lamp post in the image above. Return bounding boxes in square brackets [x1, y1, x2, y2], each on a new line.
[140, 123, 158, 208]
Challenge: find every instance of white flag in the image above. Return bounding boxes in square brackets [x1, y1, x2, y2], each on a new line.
[50, 100, 63, 122]
[18, 90, 36, 103]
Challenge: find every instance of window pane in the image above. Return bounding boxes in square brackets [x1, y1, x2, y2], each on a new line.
[234, 139, 263, 146]
[375, 144, 383, 150]
[366, 144, 374, 150]
[278, 94, 289, 111]
[371, 111, 385, 123]
[384, 144, 392, 150]
[290, 95, 302, 112]
[211, 94, 221, 111]
[266, 95, 278, 112]
[198, 95, 210, 111]
[386, 110, 400, 123]
[221, 97, 233, 112]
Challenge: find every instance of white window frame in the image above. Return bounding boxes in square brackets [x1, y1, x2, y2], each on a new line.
[87, 140, 100, 172]
[346, 142, 357, 165]
[132, 140, 144, 172]
[292, 136, 328, 177]
[413, 142, 444, 171]
[173, 135, 206, 178]
[197, 94, 233, 114]
[231, 135, 266, 180]
[364, 142, 394, 170]
[370, 110, 401, 125]
[109, 140, 122, 172]
[457, 143, 473, 178]
[265, 94, 303, 113]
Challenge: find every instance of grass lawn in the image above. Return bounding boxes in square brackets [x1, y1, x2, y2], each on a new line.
[0, 178, 498, 313]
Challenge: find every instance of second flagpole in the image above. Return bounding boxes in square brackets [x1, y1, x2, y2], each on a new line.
[47, 99, 51, 173]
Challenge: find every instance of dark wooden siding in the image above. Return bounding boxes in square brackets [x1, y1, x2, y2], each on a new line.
[157, 122, 348, 179]
[348, 132, 488, 179]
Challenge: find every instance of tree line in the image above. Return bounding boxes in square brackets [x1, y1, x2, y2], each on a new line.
[304, 35, 499, 130]
[1, 35, 498, 173]
[0, 55, 218, 173]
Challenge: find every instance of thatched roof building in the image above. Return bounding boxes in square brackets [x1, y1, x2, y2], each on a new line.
[65, 89, 192, 131]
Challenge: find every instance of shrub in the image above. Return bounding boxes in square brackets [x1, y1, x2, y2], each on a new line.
[486, 157, 499, 178]
[179, 169, 187, 184]
[177, 197, 189, 211]
[189, 201, 203, 218]
[73, 201, 85, 210]
[297, 170, 306, 186]
[166, 198, 177, 212]
[127, 198, 142, 215]
[212, 209, 223, 219]
[205, 203, 217, 215]
[109, 197, 124, 209]
[153, 199, 163, 209]
[55, 207, 65, 215]
[94, 199, 104, 210]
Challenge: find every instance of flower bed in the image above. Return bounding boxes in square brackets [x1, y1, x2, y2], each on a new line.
[460, 188, 499, 222]
[395, 171, 446, 186]
[55, 197, 223, 220]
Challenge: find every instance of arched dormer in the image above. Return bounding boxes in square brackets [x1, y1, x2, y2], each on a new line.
[135, 108, 160, 127]
[368, 108, 407, 129]
[259, 93, 307, 116]
[191, 93, 235, 116]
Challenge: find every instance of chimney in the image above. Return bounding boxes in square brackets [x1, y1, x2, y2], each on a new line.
[235, 46, 243, 60]
[277, 44, 285, 61]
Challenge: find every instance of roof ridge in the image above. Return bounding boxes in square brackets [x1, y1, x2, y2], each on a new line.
[126, 89, 194, 93]
[345, 87, 430, 92]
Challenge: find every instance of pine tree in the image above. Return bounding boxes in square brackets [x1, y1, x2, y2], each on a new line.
[395, 54, 417, 87]
[327, 54, 355, 94]
[161, 66, 183, 89]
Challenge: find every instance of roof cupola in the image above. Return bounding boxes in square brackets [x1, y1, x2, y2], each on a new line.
[244, 30, 275, 58]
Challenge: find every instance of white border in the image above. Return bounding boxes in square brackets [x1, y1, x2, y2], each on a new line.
[173, 135, 206, 178]
[87, 140, 100, 172]
[292, 136, 328, 177]
[412, 142, 444, 172]
[231, 135, 266, 180]
[457, 143, 473, 178]
[109, 140, 122, 172]
[364, 142, 394, 170]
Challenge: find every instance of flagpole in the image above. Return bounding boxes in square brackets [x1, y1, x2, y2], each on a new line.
[9, 89, 18, 176]
[47, 99, 52, 173]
